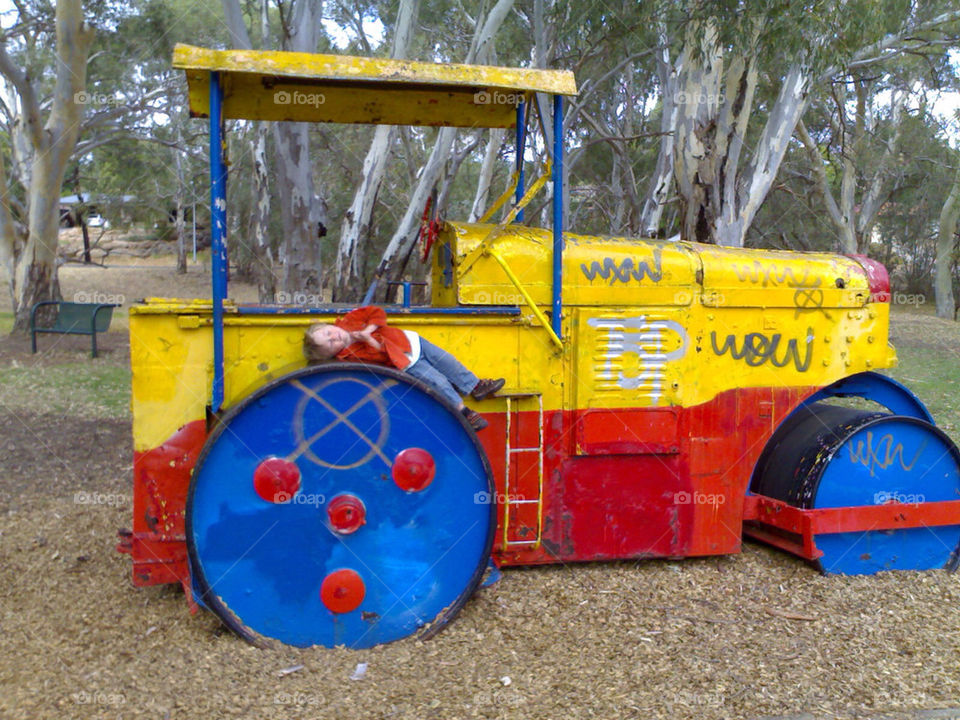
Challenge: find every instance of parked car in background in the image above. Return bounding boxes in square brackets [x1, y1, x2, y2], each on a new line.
[86, 213, 109, 229]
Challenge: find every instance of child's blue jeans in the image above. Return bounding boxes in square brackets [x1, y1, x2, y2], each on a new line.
[405, 337, 478, 407]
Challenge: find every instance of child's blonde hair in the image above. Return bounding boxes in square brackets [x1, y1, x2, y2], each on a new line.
[303, 323, 336, 364]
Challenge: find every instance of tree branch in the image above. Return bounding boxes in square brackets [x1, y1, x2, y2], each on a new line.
[0, 40, 42, 149]
[819, 9, 960, 81]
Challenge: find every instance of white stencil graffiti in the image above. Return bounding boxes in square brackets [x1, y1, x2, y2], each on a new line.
[587, 315, 689, 403]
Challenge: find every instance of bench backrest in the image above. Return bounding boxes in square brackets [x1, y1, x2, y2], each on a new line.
[52, 302, 116, 332]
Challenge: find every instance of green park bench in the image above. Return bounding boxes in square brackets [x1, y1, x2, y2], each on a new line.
[30, 301, 120, 358]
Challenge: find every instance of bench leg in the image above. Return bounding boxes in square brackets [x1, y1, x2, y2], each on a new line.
[31, 331, 37, 354]
[91, 331, 98, 358]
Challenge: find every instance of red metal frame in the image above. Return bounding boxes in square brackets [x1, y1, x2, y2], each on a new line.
[743, 494, 960, 561]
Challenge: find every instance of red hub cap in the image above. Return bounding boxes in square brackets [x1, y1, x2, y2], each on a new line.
[391, 447, 436, 492]
[320, 569, 365, 614]
[327, 494, 366, 534]
[252, 457, 301, 503]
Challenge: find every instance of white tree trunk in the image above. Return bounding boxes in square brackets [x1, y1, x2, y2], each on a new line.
[468, 127, 505, 222]
[250, 123, 275, 301]
[335, 0, 419, 300]
[935, 164, 960, 319]
[223, 0, 276, 301]
[797, 119, 851, 251]
[0, 150, 18, 306]
[727, 62, 806, 248]
[798, 85, 905, 254]
[375, 0, 515, 286]
[640, 34, 679, 238]
[855, 91, 906, 249]
[272, 0, 325, 294]
[223, 0, 325, 296]
[4, 0, 93, 329]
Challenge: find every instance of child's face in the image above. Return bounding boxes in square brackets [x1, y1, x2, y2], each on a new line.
[309, 325, 351, 356]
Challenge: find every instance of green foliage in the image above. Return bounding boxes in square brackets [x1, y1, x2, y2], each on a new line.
[7, 0, 956, 298]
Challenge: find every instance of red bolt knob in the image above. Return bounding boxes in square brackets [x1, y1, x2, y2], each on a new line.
[391, 447, 436, 492]
[327, 494, 366, 534]
[320, 569, 365, 614]
[253, 457, 301, 503]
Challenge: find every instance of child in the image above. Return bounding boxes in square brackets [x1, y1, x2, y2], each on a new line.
[303, 306, 505, 430]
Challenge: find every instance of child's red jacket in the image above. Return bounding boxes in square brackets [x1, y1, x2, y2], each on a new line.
[334, 306, 412, 370]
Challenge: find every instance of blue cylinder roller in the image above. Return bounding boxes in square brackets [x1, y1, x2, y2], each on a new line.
[186, 364, 495, 648]
[752, 402, 960, 575]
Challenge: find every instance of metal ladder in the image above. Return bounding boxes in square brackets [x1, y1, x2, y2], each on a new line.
[501, 391, 544, 549]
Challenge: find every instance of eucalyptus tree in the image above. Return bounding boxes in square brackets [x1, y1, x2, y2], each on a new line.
[333, 0, 419, 300]
[0, 0, 93, 329]
[364, 0, 519, 301]
[636, 0, 960, 247]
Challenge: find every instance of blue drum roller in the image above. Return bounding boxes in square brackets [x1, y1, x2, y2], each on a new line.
[752, 402, 960, 574]
[186, 364, 495, 648]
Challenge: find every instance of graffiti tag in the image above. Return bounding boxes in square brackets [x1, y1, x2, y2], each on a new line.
[847, 432, 926, 479]
[733, 261, 820, 288]
[581, 252, 663, 285]
[793, 286, 832, 319]
[710, 328, 814, 372]
[588, 315, 689, 403]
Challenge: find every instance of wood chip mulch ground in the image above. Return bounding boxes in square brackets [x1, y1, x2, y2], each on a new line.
[3, 268, 960, 719]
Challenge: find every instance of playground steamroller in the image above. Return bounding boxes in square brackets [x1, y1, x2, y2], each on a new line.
[118, 44, 960, 649]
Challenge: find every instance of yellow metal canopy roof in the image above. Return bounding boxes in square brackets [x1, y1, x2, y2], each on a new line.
[173, 44, 578, 128]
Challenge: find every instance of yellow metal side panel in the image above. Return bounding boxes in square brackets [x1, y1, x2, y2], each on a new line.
[130, 312, 212, 452]
[447, 223, 699, 307]
[130, 302, 566, 453]
[445, 222, 875, 312]
[573, 301, 895, 410]
[131, 295, 893, 455]
[697, 245, 870, 308]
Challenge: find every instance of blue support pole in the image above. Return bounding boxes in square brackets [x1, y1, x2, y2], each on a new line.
[209, 71, 227, 412]
[551, 94, 563, 342]
[515, 100, 526, 222]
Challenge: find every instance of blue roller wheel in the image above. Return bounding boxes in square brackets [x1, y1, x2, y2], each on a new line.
[186, 364, 495, 648]
[752, 402, 960, 575]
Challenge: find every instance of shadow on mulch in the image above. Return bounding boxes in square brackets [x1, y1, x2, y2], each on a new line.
[0, 328, 129, 365]
[0, 410, 131, 512]
[0, 330, 132, 512]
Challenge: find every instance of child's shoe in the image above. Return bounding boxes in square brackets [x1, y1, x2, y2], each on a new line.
[461, 407, 489, 431]
[471, 378, 505, 400]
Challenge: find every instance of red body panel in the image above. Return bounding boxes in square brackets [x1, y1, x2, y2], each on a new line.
[119, 420, 207, 591]
[123, 386, 819, 586]
[488, 386, 814, 566]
